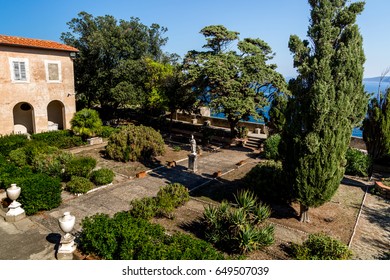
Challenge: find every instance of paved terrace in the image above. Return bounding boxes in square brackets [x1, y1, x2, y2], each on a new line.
[0, 145, 388, 260]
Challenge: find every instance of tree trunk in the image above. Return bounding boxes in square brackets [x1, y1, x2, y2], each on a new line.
[169, 111, 174, 138]
[228, 118, 238, 139]
[299, 204, 310, 223]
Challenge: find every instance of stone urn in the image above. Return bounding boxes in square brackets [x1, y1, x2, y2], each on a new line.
[57, 212, 77, 259]
[5, 184, 25, 222]
[6, 183, 21, 202]
[59, 212, 75, 236]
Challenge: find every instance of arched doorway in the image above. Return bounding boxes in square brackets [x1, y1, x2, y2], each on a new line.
[13, 102, 35, 134]
[47, 100, 65, 130]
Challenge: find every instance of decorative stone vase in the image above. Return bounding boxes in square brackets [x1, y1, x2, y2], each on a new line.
[5, 183, 25, 222]
[57, 211, 77, 260]
[59, 212, 75, 235]
[6, 184, 21, 201]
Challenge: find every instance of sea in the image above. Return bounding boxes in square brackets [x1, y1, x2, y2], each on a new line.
[211, 78, 390, 138]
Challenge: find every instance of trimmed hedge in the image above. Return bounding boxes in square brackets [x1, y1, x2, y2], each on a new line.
[79, 212, 224, 260]
[66, 176, 94, 194]
[30, 130, 84, 149]
[0, 134, 29, 157]
[90, 168, 115, 186]
[64, 156, 97, 180]
[14, 173, 62, 215]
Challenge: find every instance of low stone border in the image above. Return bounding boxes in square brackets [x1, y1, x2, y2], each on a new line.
[374, 181, 390, 199]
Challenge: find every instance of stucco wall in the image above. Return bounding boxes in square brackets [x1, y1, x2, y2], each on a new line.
[0, 46, 76, 135]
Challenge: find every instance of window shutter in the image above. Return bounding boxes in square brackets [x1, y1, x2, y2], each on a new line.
[13, 61, 20, 80]
[19, 62, 26, 80]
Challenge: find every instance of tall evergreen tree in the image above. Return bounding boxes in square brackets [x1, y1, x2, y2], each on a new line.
[283, 0, 368, 222]
[363, 86, 390, 176]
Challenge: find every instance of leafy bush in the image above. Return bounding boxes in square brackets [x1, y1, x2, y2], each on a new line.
[66, 176, 94, 194]
[98, 126, 120, 139]
[71, 108, 103, 139]
[31, 130, 84, 149]
[90, 168, 115, 186]
[0, 163, 33, 190]
[202, 190, 274, 254]
[129, 183, 189, 219]
[106, 124, 165, 162]
[0, 134, 29, 157]
[64, 156, 97, 180]
[156, 183, 189, 217]
[79, 212, 223, 260]
[129, 197, 158, 219]
[9, 141, 58, 166]
[244, 160, 292, 203]
[289, 233, 352, 260]
[32, 150, 73, 178]
[345, 147, 370, 177]
[13, 173, 62, 215]
[236, 126, 249, 139]
[263, 133, 281, 160]
[8, 148, 28, 167]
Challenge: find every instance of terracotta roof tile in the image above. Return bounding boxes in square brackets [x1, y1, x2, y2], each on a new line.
[0, 34, 78, 52]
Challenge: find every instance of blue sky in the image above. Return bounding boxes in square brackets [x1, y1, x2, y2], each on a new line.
[1, 0, 389, 78]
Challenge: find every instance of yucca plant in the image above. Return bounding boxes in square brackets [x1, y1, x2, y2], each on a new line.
[253, 202, 272, 223]
[202, 190, 274, 254]
[234, 190, 257, 211]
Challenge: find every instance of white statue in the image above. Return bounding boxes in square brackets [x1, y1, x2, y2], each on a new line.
[190, 134, 197, 154]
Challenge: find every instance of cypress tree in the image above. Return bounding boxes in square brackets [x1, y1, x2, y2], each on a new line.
[283, 0, 368, 222]
[362, 87, 390, 176]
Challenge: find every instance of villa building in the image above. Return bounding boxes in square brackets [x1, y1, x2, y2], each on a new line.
[0, 34, 78, 135]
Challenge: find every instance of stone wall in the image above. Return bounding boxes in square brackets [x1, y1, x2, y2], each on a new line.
[174, 113, 268, 134]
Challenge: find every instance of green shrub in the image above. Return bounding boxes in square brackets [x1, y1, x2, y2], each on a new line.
[15, 173, 62, 215]
[129, 197, 158, 219]
[79, 212, 223, 260]
[345, 147, 370, 177]
[71, 108, 103, 139]
[156, 183, 189, 217]
[236, 126, 249, 139]
[32, 150, 73, 178]
[244, 160, 292, 203]
[90, 168, 115, 186]
[0, 134, 29, 157]
[66, 176, 94, 194]
[31, 130, 84, 149]
[10, 141, 58, 166]
[0, 163, 33, 190]
[263, 133, 281, 160]
[98, 126, 120, 139]
[202, 190, 274, 254]
[290, 233, 353, 260]
[8, 148, 28, 167]
[106, 124, 165, 162]
[64, 156, 97, 180]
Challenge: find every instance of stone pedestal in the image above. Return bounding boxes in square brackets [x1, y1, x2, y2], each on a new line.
[5, 201, 26, 222]
[87, 137, 103, 145]
[57, 233, 76, 260]
[188, 153, 198, 173]
[5, 184, 25, 222]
